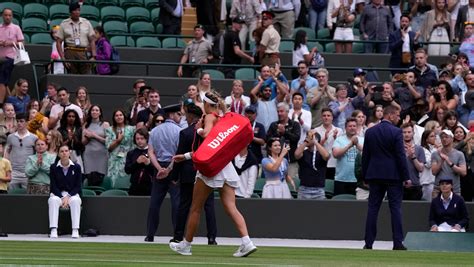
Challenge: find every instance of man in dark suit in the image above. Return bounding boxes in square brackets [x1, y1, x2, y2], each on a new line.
[362, 105, 411, 250]
[159, 0, 183, 35]
[455, 0, 474, 41]
[169, 103, 218, 245]
[388, 15, 420, 75]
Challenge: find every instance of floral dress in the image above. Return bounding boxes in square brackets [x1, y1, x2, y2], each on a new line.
[105, 125, 135, 188]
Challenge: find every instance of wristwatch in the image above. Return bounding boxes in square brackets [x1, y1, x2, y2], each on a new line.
[449, 162, 455, 168]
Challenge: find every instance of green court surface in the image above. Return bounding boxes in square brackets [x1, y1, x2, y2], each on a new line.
[1, 241, 473, 266]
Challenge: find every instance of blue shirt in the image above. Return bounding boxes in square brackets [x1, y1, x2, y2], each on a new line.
[6, 95, 30, 114]
[290, 75, 318, 111]
[262, 157, 288, 182]
[333, 135, 364, 183]
[149, 119, 182, 162]
[254, 74, 289, 100]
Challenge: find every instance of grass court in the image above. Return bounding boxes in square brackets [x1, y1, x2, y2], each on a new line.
[1, 240, 474, 266]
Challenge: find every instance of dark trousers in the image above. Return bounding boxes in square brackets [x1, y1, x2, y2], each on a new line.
[146, 166, 180, 237]
[403, 186, 422, 201]
[163, 17, 182, 35]
[365, 181, 404, 248]
[461, 169, 474, 202]
[334, 181, 357, 195]
[364, 42, 389, 54]
[325, 168, 336, 180]
[173, 182, 217, 240]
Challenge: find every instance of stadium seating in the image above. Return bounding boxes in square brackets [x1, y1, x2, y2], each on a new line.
[83, 186, 106, 195]
[103, 21, 128, 34]
[202, 69, 225, 79]
[80, 5, 100, 21]
[279, 41, 294, 53]
[235, 68, 260, 80]
[144, 0, 160, 9]
[293, 27, 316, 40]
[119, 0, 144, 9]
[129, 21, 154, 34]
[253, 178, 265, 197]
[23, 34, 30, 43]
[30, 32, 52, 44]
[23, 3, 49, 20]
[307, 41, 324, 52]
[150, 7, 160, 25]
[324, 179, 334, 199]
[317, 28, 330, 40]
[49, 4, 69, 20]
[155, 23, 163, 34]
[7, 187, 27, 194]
[136, 36, 161, 48]
[0, 2, 23, 20]
[352, 42, 365, 53]
[101, 189, 129, 196]
[22, 17, 48, 32]
[332, 194, 356, 200]
[94, 0, 120, 9]
[161, 37, 186, 48]
[82, 188, 97, 196]
[110, 35, 135, 47]
[325, 42, 335, 53]
[101, 6, 126, 22]
[126, 7, 150, 23]
[49, 18, 64, 29]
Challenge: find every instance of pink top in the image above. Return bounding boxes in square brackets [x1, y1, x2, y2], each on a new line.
[0, 23, 24, 59]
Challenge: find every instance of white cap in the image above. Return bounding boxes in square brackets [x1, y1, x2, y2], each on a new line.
[440, 129, 454, 138]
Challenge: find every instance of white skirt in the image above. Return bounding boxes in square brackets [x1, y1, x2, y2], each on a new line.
[262, 180, 292, 199]
[196, 162, 240, 189]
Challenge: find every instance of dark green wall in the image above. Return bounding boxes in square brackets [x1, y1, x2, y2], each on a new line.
[0, 195, 471, 240]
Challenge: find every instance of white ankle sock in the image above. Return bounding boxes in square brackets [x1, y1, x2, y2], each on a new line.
[241, 235, 251, 244]
[183, 239, 191, 246]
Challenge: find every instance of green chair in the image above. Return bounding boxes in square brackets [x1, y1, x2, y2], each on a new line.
[89, 20, 100, 28]
[352, 27, 360, 37]
[155, 23, 163, 34]
[289, 177, 300, 198]
[101, 176, 113, 190]
[110, 35, 135, 47]
[150, 7, 160, 25]
[23, 34, 30, 43]
[279, 40, 294, 52]
[80, 5, 100, 21]
[202, 69, 225, 79]
[136, 36, 161, 48]
[325, 42, 335, 53]
[352, 42, 365, 53]
[23, 3, 49, 20]
[332, 194, 356, 200]
[235, 68, 260, 80]
[113, 178, 130, 191]
[49, 19, 64, 29]
[251, 193, 260, 198]
[307, 41, 324, 52]
[31, 33, 52, 44]
[22, 18, 48, 32]
[100, 189, 129, 196]
[253, 178, 266, 196]
[82, 188, 97, 196]
[0, 3, 22, 20]
[324, 179, 334, 199]
[49, 4, 69, 20]
[354, 14, 361, 29]
[293, 27, 316, 40]
[317, 28, 331, 39]
[83, 186, 106, 195]
[130, 21, 154, 34]
[103, 21, 128, 34]
[120, 0, 144, 9]
[126, 7, 150, 23]
[43, 0, 68, 5]
[161, 37, 186, 48]
[8, 187, 27, 194]
[101, 6, 125, 22]
[95, 0, 119, 8]
[451, 45, 460, 55]
[145, 0, 160, 9]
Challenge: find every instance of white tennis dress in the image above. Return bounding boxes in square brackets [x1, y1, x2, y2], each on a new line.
[196, 162, 240, 189]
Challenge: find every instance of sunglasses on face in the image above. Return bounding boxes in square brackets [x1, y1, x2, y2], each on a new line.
[156, 119, 164, 123]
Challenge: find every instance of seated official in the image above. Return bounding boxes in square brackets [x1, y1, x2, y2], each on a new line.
[429, 177, 469, 232]
[48, 145, 82, 239]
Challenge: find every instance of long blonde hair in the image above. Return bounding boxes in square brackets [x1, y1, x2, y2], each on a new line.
[10, 78, 28, 97]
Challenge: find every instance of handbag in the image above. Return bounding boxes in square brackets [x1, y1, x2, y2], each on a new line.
[13, 42, 31, 66]
[192, 112, 254, 177]
[402, 52, 411, 64]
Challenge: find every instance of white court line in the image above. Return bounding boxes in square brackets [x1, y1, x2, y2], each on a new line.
[0, 257, 303, 267]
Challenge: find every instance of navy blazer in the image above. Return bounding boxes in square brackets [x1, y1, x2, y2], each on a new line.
[429, 193, 469, 228]
[49, 161, 82, 197]
[159, 0, 180, 25]
[169, 123, 200, 184]
[362, 120, 409, 182]
[388, 30, 419, 70]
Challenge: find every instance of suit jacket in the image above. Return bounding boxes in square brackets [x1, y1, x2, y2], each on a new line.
[49, 161, 82, 197]
[170, 122, 201, 183]
[159, 0, 181, 25]
[388, 30, 419, 69]
[429, 193, 469, 228]
[362, 120, 409, 182]
[455, 5, 468, 41]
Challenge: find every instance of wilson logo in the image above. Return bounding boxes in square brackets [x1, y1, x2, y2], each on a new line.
[207, 125, 240, 149]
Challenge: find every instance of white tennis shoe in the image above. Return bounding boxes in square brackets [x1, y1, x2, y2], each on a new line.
[233, 241, 257, 257]
[169, 241, 192, 256]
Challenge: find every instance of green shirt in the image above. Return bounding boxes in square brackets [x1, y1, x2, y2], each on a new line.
[25, 152, 56, 185]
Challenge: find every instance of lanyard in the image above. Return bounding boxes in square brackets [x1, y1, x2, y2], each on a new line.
[191, 41, 202, 57]
[71, 23, 81, 37]
[252, 121, 256, 132]
[231, 96, 242, 114]
[312, 147, 318, 171]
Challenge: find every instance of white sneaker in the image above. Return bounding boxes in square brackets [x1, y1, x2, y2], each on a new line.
[169, 241, 192, 256]
[50, 228, 58, 238]
[71, 229, 79, 239]
[233, 242, 257, 257]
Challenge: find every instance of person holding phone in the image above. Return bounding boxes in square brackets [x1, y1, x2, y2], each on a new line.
[388, 14, 421, 75]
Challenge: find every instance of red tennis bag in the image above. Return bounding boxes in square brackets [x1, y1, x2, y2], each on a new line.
[192, 112, 253, 177]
